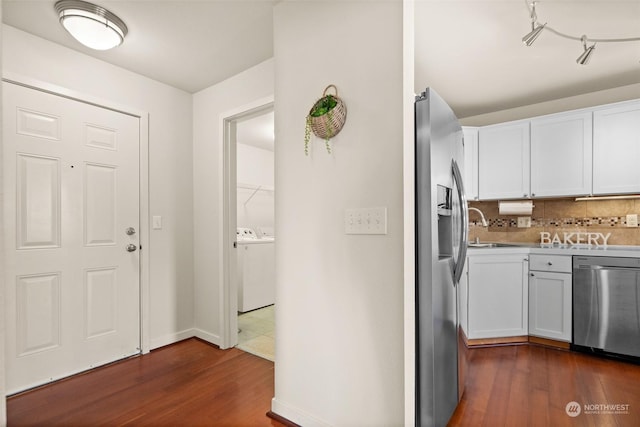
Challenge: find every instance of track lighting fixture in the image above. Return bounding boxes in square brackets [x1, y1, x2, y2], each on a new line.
[576, 36, 596, 65]
[522, 0, 640, 65]
[522, 1, 546, 46]
[522, 22, 546, 46]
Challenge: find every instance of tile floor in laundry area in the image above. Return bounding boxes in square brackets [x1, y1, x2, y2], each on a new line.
[237, 305, 275, 361]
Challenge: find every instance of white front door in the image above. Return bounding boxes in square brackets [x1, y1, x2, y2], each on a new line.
[2, 82, 141, 394]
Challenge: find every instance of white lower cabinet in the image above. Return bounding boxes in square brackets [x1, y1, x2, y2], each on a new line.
[528, 255, 572, 342]
[466, 254, 529, 339]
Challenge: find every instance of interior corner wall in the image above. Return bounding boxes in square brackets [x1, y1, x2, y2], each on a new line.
[272, 2, 405, 426]
[1, 25, 195, 350]
[192, 59, 274, 342]
[0, 6, 6, 427]
[459, 82, 640, 126]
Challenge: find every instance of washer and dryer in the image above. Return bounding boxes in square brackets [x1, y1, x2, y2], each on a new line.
[236, 227, 275, 312]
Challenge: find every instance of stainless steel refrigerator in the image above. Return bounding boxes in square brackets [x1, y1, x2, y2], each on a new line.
[415, 88, 468, 426]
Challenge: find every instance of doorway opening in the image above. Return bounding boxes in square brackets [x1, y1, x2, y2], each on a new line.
[221, 99, 274, 360]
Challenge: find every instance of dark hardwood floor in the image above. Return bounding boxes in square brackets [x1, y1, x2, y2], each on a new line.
[7, 338, 286, 427]
[450, 344, 640, 427]
[8, 338, 640, 426]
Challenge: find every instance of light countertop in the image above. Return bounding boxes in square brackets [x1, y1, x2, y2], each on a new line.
[467, 243, 640, 258]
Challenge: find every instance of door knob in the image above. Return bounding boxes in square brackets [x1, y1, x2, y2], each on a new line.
[126, 244, 137, 252]
[126, 227, 136, 235]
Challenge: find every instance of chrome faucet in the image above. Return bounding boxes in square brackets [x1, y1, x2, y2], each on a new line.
[468, 207, 488, 227]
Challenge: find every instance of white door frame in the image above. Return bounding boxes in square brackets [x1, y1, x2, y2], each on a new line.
[219, 96, 274, 350]
[1, 72, 151, 355]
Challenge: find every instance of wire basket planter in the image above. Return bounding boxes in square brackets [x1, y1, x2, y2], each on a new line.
[304, 84, 347, 155]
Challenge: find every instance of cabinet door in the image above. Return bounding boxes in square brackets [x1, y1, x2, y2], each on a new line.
[462, 127, 479, 201]
[530, 111, 592, 197]
[467, 254, 528, 339]
[593, 101, 640, 195]
[458, 258, 469, 337]
[528, 271, 572, 342]
[478, 121, 530, 200]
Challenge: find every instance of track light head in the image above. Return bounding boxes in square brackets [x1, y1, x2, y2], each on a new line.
[521, 1, 639, 64]
[576, 36, 596, 65]
[523, 22, 546, 46]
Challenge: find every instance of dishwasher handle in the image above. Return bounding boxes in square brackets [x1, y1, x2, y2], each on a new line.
[577, 265, 640, 272]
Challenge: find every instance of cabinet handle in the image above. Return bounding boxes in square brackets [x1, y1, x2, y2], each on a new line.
[530, 273, 535, 277]
[524, 194, 528, 197]
[532, 193, 536, 197]
[547, 262, 553, 266]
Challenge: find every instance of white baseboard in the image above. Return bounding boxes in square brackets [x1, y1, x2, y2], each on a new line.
[149, 329, 196, 350]
[271, 397, 333, 427]
[149, 328, 222, 351]
[194, 329, 221, 347]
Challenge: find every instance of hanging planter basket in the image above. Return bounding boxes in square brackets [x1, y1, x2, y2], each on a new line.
[304, 84, 347, 155]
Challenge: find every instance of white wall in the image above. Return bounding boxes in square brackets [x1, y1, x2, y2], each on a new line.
[0, 6, 6, 426]
[272, 2, 405, 426]
[460, 83, 640, 126]
[2, 25, 195, 349]
[237, 143, 275, 234]
[237, 143, 274, 187]
[192, 59, 274, 342]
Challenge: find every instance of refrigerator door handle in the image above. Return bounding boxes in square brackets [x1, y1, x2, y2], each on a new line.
[452, 159, 468, 285]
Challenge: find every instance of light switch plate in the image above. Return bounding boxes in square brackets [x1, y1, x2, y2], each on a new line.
[345, 207, 387, 235]
[152, 215, 163, 230]
[626, 214, 638, 228]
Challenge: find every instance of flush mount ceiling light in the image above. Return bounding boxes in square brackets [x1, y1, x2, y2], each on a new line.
[522, 0, 640, 65]
[55, 0, 127, 50]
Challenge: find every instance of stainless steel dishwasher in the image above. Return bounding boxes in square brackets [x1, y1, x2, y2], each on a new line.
[573, 256, 640, 361]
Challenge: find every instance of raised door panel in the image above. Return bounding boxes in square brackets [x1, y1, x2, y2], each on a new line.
[17, 108, 61, 141]
[530, 111, 592, 197]
[16, 154, 61, 249]
[16, 273, 61, 356]
[84, 268, 118, 339]
[478, 121, 530, 200]
[528, 271, 572, 341]
[593, 101, 640, 195]
[84, 163, 117, 246]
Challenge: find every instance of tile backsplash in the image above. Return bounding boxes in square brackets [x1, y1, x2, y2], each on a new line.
[468, 198, 640, 246]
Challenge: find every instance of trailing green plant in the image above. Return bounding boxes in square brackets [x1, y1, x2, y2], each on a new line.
[304, 115, 312, 155]
[304, 94, 337, 155]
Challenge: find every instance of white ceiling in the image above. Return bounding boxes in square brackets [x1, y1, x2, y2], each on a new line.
[2, 0, 276, 94]
[415, 0, 640, 118]
[2, 0, 640, 118]
[237, 111, 275, 152]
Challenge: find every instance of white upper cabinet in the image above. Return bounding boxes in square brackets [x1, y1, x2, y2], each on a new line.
[478, 121, 530, 200]
[592, 101, 640, 195]
[462, 127, 479, 201]
[530, 111, 592, 198]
